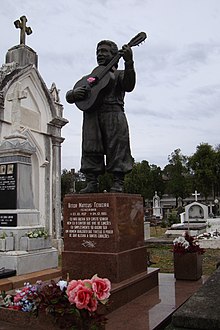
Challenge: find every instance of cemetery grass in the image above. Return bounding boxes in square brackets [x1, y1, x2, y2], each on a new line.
[148, 227, 220, 276]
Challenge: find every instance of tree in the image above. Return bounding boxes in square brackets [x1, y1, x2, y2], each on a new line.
[149, 164, 165, 196]
[214, 147, 220, 197]
[61, 169, 74, 201]
[163, 149, 190, 205]
[61, 169, 86, 200]
[124, 160, 164, 199]
[188, 143, 216, 199]
[124, 160, 151, 198]
[98, 172, 113, 192]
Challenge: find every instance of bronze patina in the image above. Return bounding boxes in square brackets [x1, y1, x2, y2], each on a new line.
[66, 33, 146, 193]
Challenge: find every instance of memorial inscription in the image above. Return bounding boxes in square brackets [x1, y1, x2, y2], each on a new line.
[0, 214, 17, 227]
[0, 163, 17, 209]
[65, 201, 114, 242]
[62, 193, 148, 282]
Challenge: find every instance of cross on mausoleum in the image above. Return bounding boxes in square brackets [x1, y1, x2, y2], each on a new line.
[14, 15, 32, 45]
[192, 190, 200, 202]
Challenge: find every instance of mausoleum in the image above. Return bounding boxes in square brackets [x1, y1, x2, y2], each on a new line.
[0, 16, 68, 274]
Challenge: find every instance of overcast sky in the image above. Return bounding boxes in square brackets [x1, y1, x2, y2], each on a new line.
[1, 0, 220, 171]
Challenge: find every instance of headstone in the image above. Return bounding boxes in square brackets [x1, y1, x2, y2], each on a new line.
[185, 201, 208, 224]
[62, 193, 147, 282]
[144, 221, 150, 240]
[165, 191, 208, 237]
[62, 193, 159, 308]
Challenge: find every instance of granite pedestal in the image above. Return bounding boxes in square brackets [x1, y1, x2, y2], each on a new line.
[62, 193, 159, 309]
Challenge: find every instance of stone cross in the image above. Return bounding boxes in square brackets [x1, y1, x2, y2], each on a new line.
[7, 82, 27, 133]
[14, 15, 32, 45]
[192, 190, 200, 202]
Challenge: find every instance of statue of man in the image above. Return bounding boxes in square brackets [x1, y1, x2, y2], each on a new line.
[66, 39, 135, 193]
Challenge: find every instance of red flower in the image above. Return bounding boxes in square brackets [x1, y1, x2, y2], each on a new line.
[92, 276, 111, 301]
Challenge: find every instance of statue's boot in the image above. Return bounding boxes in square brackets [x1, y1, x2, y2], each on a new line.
[79, 174, 98, 193]
[110, 173, 124, 193]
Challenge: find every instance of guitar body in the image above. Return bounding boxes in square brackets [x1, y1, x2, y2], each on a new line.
[74, 66, 115, 112]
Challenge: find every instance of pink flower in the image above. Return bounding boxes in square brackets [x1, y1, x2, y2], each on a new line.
[14, 296, 22, 302]
[66, 276, 111, 311]
[87, 77, 96, 84]
[73, 286, 93, 310]
[87, 296, 98, 312]
[67, 280, 83, 303]
[66, 279, 83, 294]
[13, 294, 22, 303]
[91, 275, 111, 301]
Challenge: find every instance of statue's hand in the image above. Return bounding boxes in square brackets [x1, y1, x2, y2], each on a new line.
[73, 86, 87, 100]
[66, 86, 87, 103]
[120, 44, 133, 62]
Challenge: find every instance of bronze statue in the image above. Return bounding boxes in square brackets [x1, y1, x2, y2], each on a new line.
[66, 33, 146, 193]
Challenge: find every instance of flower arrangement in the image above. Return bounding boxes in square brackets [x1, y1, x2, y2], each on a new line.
[197, 230, 220, 240]
[0, 275, 111, 330]
[173, 231, 205, 255]
[25, 228, 48, 239]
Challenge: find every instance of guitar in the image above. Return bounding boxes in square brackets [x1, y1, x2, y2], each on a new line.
[74, 32, 147, 112]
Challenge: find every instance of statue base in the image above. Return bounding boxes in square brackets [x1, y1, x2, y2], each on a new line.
[62, 193, 147, 281]
[62, 193, 159, 310]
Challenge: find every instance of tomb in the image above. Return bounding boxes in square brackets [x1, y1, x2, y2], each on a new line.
[165, 191, 208, 237]
[0, 16, 68, 274]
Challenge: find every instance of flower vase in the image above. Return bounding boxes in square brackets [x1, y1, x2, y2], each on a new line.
[174, 252, 202, 280]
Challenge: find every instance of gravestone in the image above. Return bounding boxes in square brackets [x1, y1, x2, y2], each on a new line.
[0, 16, 68, 274]
[62, 193, 147, 282]
[183, 191, 208, 225]
[165, 191, 208, 237]
[62, 193, 159, 308]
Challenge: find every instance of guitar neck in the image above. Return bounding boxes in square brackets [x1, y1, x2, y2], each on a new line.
[96, 53, 122, 81]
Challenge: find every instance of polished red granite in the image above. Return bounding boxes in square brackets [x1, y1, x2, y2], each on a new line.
[106, 272, 208, 330]
[174, 252, 202, 280]
[63, 193, 145, 253]
[62, 193, 147, 282]
[0, 272, 208, 330]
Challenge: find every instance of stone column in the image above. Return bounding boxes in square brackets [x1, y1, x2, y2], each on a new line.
[51, 136, 63, 251]
[48, 114, 68, 252]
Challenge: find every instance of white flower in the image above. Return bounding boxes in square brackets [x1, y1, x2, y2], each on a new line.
[173, 236, 189, 250]
[183, 241, 189, 248]
[57, 280, 67, 291]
